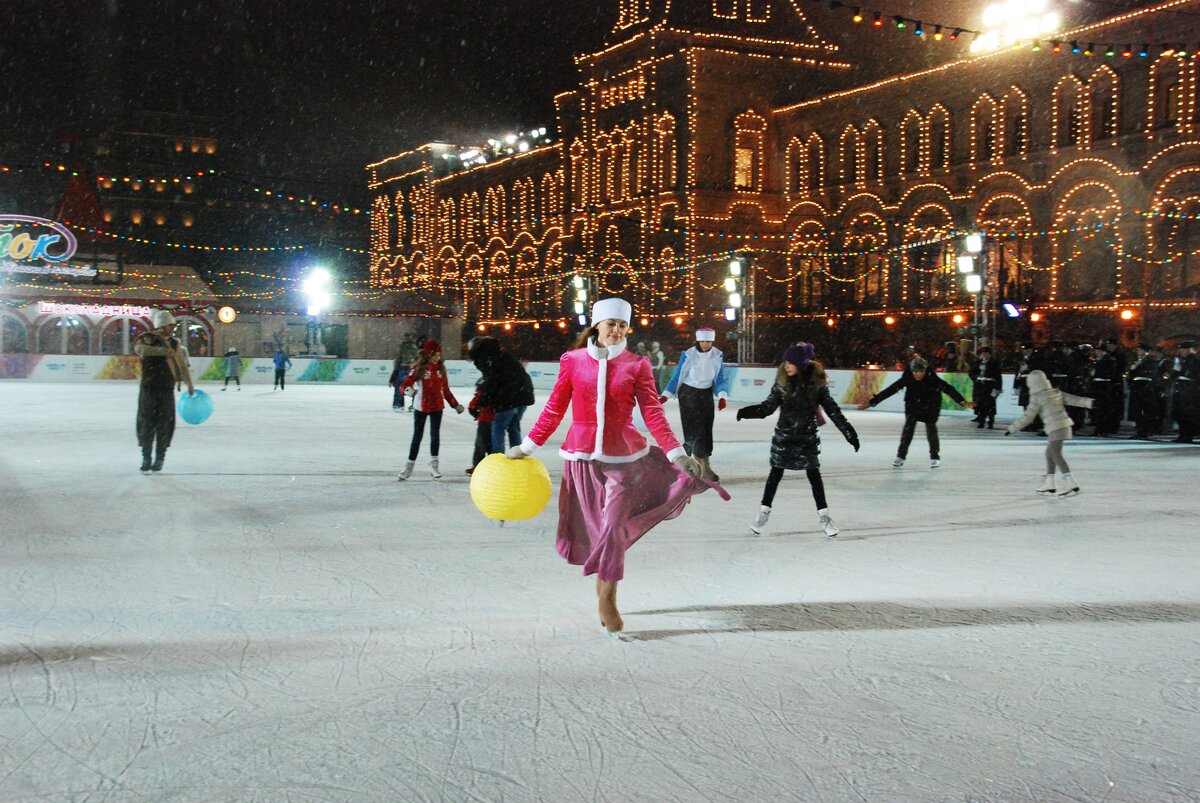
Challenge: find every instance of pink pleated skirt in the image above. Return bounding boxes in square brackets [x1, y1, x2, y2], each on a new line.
[555, 447, 730, 582]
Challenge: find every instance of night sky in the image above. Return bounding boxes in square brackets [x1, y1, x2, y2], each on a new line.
[2, 0, 1145, 192]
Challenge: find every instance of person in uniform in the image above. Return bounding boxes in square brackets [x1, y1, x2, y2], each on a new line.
[1125, 343, 1160, 439]
[1089, 339, 1125, 436]
[968, 345, 1003, 428]
[1169, 340, 1199, 443]
[1067, 344, 1094, 431]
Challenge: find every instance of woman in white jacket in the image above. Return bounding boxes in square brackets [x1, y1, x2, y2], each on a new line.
[1005, 369, 1092, 496]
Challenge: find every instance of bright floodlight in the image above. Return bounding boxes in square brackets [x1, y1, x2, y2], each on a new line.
[965, 233, 983, 253]
[729, 260, 743, 276]
[966, 274, 984, 294]
[958, 255, 976, 274]
[572, 274, 584, 289]
[728, 292, 743, 308]
[724, 277, 737, 292]
[725, 307, 736, 321]
[1003, 302, 1021, 318]
[302, 267, 333, 316]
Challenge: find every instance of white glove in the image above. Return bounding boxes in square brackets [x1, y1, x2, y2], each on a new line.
[505, 445, 527, 460]
[455, 404, 465, 414]
[673, 454, 703, 478]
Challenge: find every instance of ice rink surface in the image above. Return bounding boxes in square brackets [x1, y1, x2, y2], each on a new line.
[2, 380, 1198, 801]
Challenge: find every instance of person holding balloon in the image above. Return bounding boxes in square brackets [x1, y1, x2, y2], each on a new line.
[134, 310, 195, 472]
[504, 298, 730, 635]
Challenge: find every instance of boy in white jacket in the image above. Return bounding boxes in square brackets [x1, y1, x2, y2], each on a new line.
[1005, 369, 1093, 496]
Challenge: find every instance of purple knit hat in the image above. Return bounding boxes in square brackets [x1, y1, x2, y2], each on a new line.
[782, 341, 815, 367]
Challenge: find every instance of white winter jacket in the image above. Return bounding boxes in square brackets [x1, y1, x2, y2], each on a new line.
[1005, 370, 1092, 438]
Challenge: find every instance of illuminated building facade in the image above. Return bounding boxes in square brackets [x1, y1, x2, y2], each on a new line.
[368, 0, 1200, 359]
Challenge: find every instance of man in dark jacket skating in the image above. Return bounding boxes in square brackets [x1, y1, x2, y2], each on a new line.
[468, 336, 536, 453]
[858, 357, 973, 468]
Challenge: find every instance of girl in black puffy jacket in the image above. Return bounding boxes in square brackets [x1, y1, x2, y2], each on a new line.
[736, 343, 859, 537]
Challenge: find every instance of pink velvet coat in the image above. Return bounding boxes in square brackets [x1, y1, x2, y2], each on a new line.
[520, 340, 686, 463]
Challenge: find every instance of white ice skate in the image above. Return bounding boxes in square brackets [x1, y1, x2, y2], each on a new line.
[1036, 474, 1056, 494]
[397, 460, 415, 481]
[929, 459, 940, 469]
[892, 457, 905, 468]
[1057, 473, 1080, 497]
[749, 505, 771, 535]
[429, 458, 442, 479]
[817, 508, 839, 537]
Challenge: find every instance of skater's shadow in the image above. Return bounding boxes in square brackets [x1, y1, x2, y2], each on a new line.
[621, 599, 1200, 642]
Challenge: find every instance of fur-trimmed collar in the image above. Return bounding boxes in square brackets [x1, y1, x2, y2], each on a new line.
[586, 338, 628, 360]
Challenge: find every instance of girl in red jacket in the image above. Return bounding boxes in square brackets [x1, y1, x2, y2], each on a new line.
[398, 340, 464, 480]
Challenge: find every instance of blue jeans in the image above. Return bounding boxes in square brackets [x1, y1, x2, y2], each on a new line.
[491, 406, 526, 453]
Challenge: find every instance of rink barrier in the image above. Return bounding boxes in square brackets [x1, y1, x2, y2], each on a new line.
[0, 354, 1022, 417]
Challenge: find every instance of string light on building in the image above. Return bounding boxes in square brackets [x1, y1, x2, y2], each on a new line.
[971, 0, 1062, 54]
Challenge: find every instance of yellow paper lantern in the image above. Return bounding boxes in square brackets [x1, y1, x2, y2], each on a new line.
[469, 454, 553, 521]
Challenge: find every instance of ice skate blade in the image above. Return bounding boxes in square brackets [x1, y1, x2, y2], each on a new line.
[1058, 488, 1081, 497]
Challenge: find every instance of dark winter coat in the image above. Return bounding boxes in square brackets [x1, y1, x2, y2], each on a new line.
[737, 366, 858, 470]
[968, 357, 1003, 400]
[469, 339, 535, 412]
[869, 370, 967, 423]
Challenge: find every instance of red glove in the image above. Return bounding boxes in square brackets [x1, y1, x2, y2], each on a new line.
[718, 398, 727, 411]
[658, 394, 668, 404]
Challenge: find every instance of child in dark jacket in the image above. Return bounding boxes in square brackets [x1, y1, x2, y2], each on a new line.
[858, 357, 973, 468]
[465, 382, 495, 475]
[736, 343, 859, 537]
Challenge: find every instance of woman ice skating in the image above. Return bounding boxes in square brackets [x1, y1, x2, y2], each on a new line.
[222, 347, 241, 390]
[134, 310, 195, 472]
[504, 298, 730, 634]
[1004, 369, 1092, 496]
[397, 339, 464, 480]
[858, 357, 973, 468]
[736, 342, 859, 536]
[659, 327, 731, 481]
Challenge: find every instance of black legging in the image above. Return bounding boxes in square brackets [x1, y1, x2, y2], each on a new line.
[761, 466, 827, 510]
[897, 416, 940, 459]
[678, 383, 715, 458]
[408, 410, 443, 461]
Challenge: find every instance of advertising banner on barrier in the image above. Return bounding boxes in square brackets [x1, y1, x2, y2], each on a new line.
[1, 355, 1020, 417]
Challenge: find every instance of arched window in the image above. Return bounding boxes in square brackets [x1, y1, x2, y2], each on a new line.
[862, 120, 884, 183]
[1089, 66, 1119, 143]
[733, 110, 768, 191]
[570, 140, 589, 208]
[37, 315, 89, 354]
[439, 198, 457, 242]
[1002, 87, 1029, 158]
[1150, 55, 1183, 132]
[485, 186, 506, 237]
[370, 195, 390, 256]
[786, 137, 803, 194]
[928, 105, 951, 170]
[98, 317, 148, 355]
[1054, 75, 1085, 148]
[462, 192, 481, 242]
[839, 125, 859, 185]
[175, 312, 211, 358]
[901, 111, 922, 175]
[656, 114, 677, 190]
[1, 311, 28, 353]
[541, 173, 560, 223]
[394, 190, 407, 248]
[971, 94, 998, 163]
[806, 133, 824, 192]
[595, 133, 611, 202]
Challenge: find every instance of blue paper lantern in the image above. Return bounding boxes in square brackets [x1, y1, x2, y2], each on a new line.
[177, 389, 214, 425]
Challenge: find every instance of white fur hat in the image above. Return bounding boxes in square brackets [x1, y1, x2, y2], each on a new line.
[590, 297, 632, 325]
[695, 327, 716, 342]
[152, 310, 176, 329]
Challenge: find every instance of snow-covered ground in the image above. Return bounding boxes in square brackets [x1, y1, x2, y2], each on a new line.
[2, 380, 1197, 801]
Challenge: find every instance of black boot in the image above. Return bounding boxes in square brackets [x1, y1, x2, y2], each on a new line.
[151, 447, 166, 472]
[140, 448, 152, 472]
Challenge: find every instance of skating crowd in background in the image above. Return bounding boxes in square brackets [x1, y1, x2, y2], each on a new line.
[134, 304, 1197, 633]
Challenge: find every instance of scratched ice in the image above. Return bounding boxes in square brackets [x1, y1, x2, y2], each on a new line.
[2, 382, 1197, 800]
